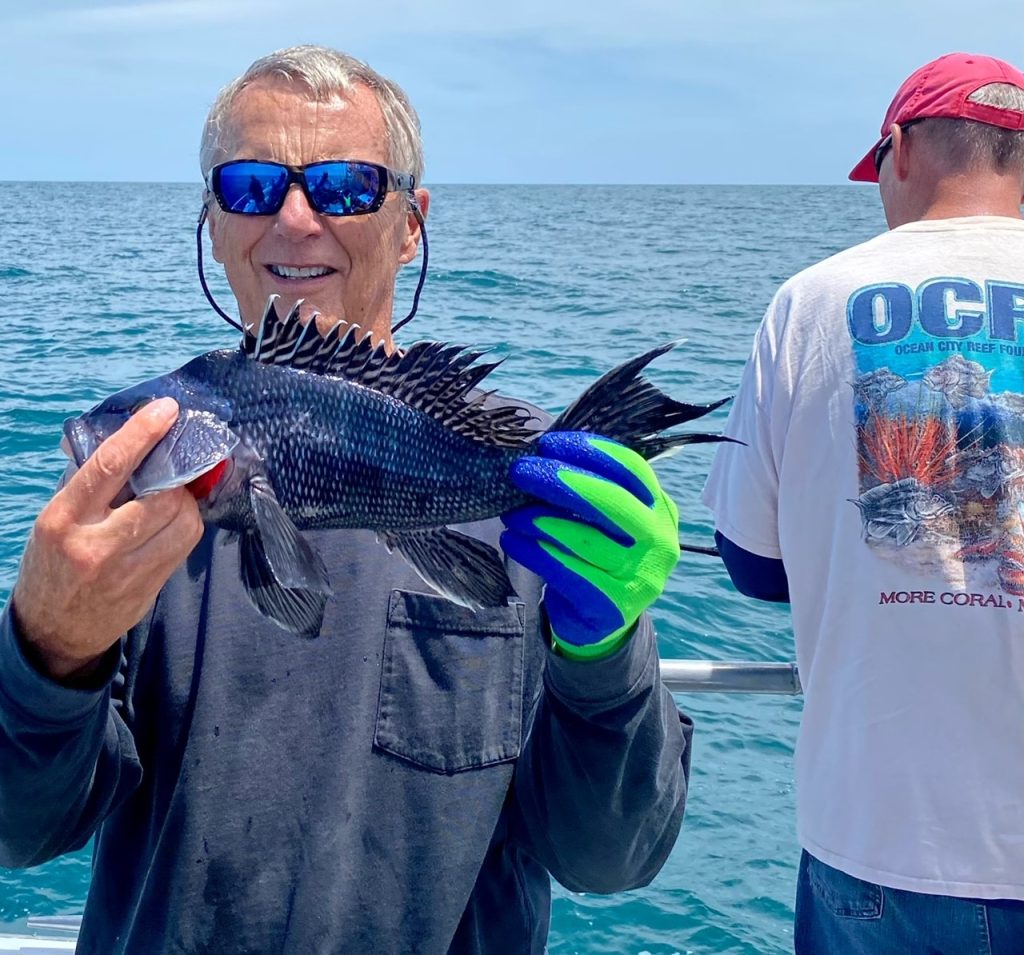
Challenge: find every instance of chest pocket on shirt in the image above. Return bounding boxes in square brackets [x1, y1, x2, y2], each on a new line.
[373, 590, 526, 774]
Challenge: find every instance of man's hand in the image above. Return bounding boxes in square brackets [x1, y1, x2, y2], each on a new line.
[11, 398, 204, 683]
[500, 432, 680, 660]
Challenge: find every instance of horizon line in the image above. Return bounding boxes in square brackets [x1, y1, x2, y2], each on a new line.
[0, 179, 866, 188]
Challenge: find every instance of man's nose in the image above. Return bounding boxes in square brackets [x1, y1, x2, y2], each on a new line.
[274, 184, 323, 237]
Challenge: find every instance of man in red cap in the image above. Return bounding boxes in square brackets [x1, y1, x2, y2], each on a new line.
[703, 52, 1024, 953]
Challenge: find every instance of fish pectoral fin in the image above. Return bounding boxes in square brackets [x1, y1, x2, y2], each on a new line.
[249, 476, 332, 594]
[381, 527, 517, 610]
[239, 530, 327, 637]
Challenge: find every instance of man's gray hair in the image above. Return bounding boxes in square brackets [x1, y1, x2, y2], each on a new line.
[199, 45, 424, 184]
[920, 82, 1024, 174]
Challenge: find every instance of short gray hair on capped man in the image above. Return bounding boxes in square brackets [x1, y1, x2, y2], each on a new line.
[199, 44, 424, 186]
[919, 82, 1024, 174]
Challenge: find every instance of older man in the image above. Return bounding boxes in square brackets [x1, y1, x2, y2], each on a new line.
[0, 45, 692, 954]
[703, 52, 1024, 953]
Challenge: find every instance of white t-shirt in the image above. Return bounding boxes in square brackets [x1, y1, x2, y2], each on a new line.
[702, 216, 1024, 899]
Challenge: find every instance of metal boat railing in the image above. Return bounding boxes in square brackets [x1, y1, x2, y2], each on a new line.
[24, 920, 77, 935]
[661, 659, 801, 695]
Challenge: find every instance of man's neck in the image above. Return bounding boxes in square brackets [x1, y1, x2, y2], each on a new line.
[914, 173, 1023, 223]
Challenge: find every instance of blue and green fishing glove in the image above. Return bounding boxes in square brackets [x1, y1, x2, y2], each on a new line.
[500, 432, 680, 661]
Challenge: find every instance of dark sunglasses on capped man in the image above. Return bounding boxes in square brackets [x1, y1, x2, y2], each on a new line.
[207, 159, 416, 217]
[873, 118, 926, 174]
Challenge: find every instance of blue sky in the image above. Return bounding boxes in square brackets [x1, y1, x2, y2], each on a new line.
[2, 0, 1022, 184]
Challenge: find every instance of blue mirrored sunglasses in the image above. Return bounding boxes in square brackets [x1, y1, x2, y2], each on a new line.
[208, 159, 416, 217]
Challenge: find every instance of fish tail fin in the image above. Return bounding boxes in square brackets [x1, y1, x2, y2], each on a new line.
[549, 341, 733, 459]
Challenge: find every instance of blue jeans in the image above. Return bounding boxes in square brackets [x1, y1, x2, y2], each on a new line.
[795, 850, 1024, 955]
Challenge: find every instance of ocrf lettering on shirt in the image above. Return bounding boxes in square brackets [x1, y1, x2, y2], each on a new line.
[848, 279, 1024, 346]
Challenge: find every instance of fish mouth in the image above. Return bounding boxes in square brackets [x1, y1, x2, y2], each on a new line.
[61, 417, 101, 467]
[60, 414, 139, 506]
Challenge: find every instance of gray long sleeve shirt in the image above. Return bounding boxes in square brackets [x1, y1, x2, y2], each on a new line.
[0, 518, 692, 954]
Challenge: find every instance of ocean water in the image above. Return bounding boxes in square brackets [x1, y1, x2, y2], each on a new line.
[0, 182, 888, 953]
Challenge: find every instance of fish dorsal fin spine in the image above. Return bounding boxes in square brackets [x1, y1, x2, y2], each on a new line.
[242, 297, 537, 447]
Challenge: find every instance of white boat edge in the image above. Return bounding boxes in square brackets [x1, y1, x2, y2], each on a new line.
[0, 916, 79, 951]
[0, 938, 76, 952]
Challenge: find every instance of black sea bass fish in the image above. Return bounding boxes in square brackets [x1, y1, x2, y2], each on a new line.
[62, 298, 729, 635]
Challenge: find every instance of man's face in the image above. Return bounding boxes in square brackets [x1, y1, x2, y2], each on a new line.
[208, 77, 426, 347]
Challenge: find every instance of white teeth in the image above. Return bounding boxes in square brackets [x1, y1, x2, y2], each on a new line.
[269, 265, 333, 279]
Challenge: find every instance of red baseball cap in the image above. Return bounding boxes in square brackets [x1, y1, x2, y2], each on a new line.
[849, 52, 1024, 182]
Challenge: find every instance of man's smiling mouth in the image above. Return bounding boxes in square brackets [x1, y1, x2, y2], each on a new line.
[267, 265, 336, 279]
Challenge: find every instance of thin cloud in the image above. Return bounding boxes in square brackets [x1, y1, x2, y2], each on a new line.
[237, 0, 858, 51]
[51, 0, 275, 29]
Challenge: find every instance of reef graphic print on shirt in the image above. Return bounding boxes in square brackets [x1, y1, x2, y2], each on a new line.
[847, 277, 1024, 595]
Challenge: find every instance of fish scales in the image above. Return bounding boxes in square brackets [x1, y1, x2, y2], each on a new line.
[183, 350, 527, 530]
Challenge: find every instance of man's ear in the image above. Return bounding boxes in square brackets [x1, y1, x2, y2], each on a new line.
[205, 195, 225, 264]
[399, 188, 430, 265]
[891, 124, 913, 182]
